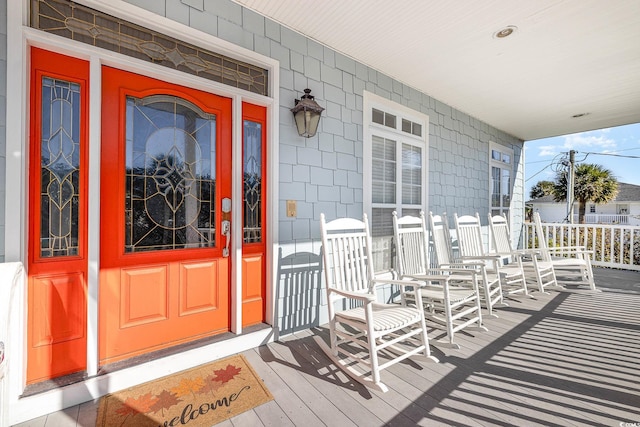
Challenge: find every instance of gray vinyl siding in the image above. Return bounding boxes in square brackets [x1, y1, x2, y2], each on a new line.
[91, 0, 525, 334]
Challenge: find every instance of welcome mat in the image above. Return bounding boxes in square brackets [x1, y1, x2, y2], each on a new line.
[96, 354, 273, 427]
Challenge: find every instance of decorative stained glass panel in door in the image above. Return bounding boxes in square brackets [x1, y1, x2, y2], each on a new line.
[125, 95, 217, 252]
[243, 120, 262, 243]
[40, 77, 81, 258]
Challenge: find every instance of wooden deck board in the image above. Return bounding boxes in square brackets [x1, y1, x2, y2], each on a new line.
[10, 267, 640, 426]
[242, 347, 324, 427]
[276, 329, 419, 425]
[250, 400, 296, 427]
[227, 407, 264, 426]
[248, 343, 358, 427]
[266, 338, 383, 426]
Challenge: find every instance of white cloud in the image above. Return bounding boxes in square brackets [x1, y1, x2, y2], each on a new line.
[538, 145, 558, 156]
[536, 130, 617, 157]
[562, 131, 616, 151]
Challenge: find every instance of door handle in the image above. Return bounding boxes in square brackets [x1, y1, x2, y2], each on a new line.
[222, 220, 231, 257]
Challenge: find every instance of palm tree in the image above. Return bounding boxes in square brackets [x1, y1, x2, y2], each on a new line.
[552, 163, 618, 223]
[529, 180, 555, 199]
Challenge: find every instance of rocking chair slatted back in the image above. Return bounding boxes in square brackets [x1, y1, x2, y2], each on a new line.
[454, 213, 487, 258]
[429, 212, 456, 267]
[489, 214, 513, 255]
[393, 213, 429, 276]
[321, 216, 373, 295]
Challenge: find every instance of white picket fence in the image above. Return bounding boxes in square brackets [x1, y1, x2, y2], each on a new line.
[524, 221, 640, 271]
[572, 214, 633, 225]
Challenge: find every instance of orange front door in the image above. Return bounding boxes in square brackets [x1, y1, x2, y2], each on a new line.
[99, 67, 232, 365]
[26, 48, 90, 384]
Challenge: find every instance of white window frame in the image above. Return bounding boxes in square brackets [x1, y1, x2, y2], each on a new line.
[363, 91, 429, 236]
[489, 142, 513, 219]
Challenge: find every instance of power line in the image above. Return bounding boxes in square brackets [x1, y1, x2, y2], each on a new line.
[527, 147, 640, 165]
[525, 163, 552, 182]
[603, 147, 640, 154]
[584, 152, 640, 159]
[526, 158, 555, 164]
[526, 148, 640, 184]
[526, 153, 567, 182]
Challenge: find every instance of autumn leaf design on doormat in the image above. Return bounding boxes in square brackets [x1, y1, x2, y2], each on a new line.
[97, 354, 273, 427]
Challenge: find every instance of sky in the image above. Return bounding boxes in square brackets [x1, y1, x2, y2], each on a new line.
[524, 122, 640, 199]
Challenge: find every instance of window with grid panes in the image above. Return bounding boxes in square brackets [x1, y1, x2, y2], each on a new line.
[490, 143, 513, 217]
[364, 92, 429, 271]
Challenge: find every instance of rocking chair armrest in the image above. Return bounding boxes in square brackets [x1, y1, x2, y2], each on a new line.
[491, 249, 538, 260]
[371, 277, 450, 291]
[423, 268, 478, 278]
[328, 288, 376, 302]
[441, 261, 485, 269]
[521, 248, 543, 259]
[394, 274, 458, 286]
[491, 250, 523, 257]
[459, 254, 501, 262]
[519, 248, 542, 261]
[546, 246, 593, 255]
[499, 248, 540, 256]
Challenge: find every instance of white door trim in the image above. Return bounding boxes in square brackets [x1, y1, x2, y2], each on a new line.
[5, 0, 280, 423]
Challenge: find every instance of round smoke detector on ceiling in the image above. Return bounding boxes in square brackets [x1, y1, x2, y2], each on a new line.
[493, 26, 518, 39]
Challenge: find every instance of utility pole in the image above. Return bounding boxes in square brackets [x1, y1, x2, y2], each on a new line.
[567, 150, 576, 224]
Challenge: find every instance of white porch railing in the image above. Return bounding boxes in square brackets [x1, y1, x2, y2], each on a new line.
[524, 221, 640, 271]
[572, 214, 629, 224]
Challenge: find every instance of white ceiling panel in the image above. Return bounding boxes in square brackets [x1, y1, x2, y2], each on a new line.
[233, 0, 640, 140]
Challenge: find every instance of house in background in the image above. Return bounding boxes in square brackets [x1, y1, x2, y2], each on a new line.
[0, 0, 639, 425]
[528, 182, 640, 225]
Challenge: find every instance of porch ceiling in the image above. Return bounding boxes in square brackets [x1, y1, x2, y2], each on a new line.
[232, 0, 640, 141]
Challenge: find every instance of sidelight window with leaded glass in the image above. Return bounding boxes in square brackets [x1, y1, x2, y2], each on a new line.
[39, 77, 82, 257]
[243, 120, 262, 243]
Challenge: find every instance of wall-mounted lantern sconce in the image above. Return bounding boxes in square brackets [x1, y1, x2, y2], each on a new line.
[291, 88, 324, 138]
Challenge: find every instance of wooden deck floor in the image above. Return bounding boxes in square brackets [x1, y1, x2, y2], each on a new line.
[13, 267, 640, 426]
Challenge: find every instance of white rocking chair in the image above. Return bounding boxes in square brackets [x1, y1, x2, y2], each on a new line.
[430, 212, 504, 318]
[454, 213, 529, 298]
[489, 213, 559, 294]
[392, 212, 486, 349]
[316, 213, 437, 393]
[532, 212, 596, 290]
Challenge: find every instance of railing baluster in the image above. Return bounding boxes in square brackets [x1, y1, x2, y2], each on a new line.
[528, 221, 640, 271]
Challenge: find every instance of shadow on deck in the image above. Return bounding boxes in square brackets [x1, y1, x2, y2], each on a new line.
[13, 267, 640, 426]
[247, 267, 640, 426]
